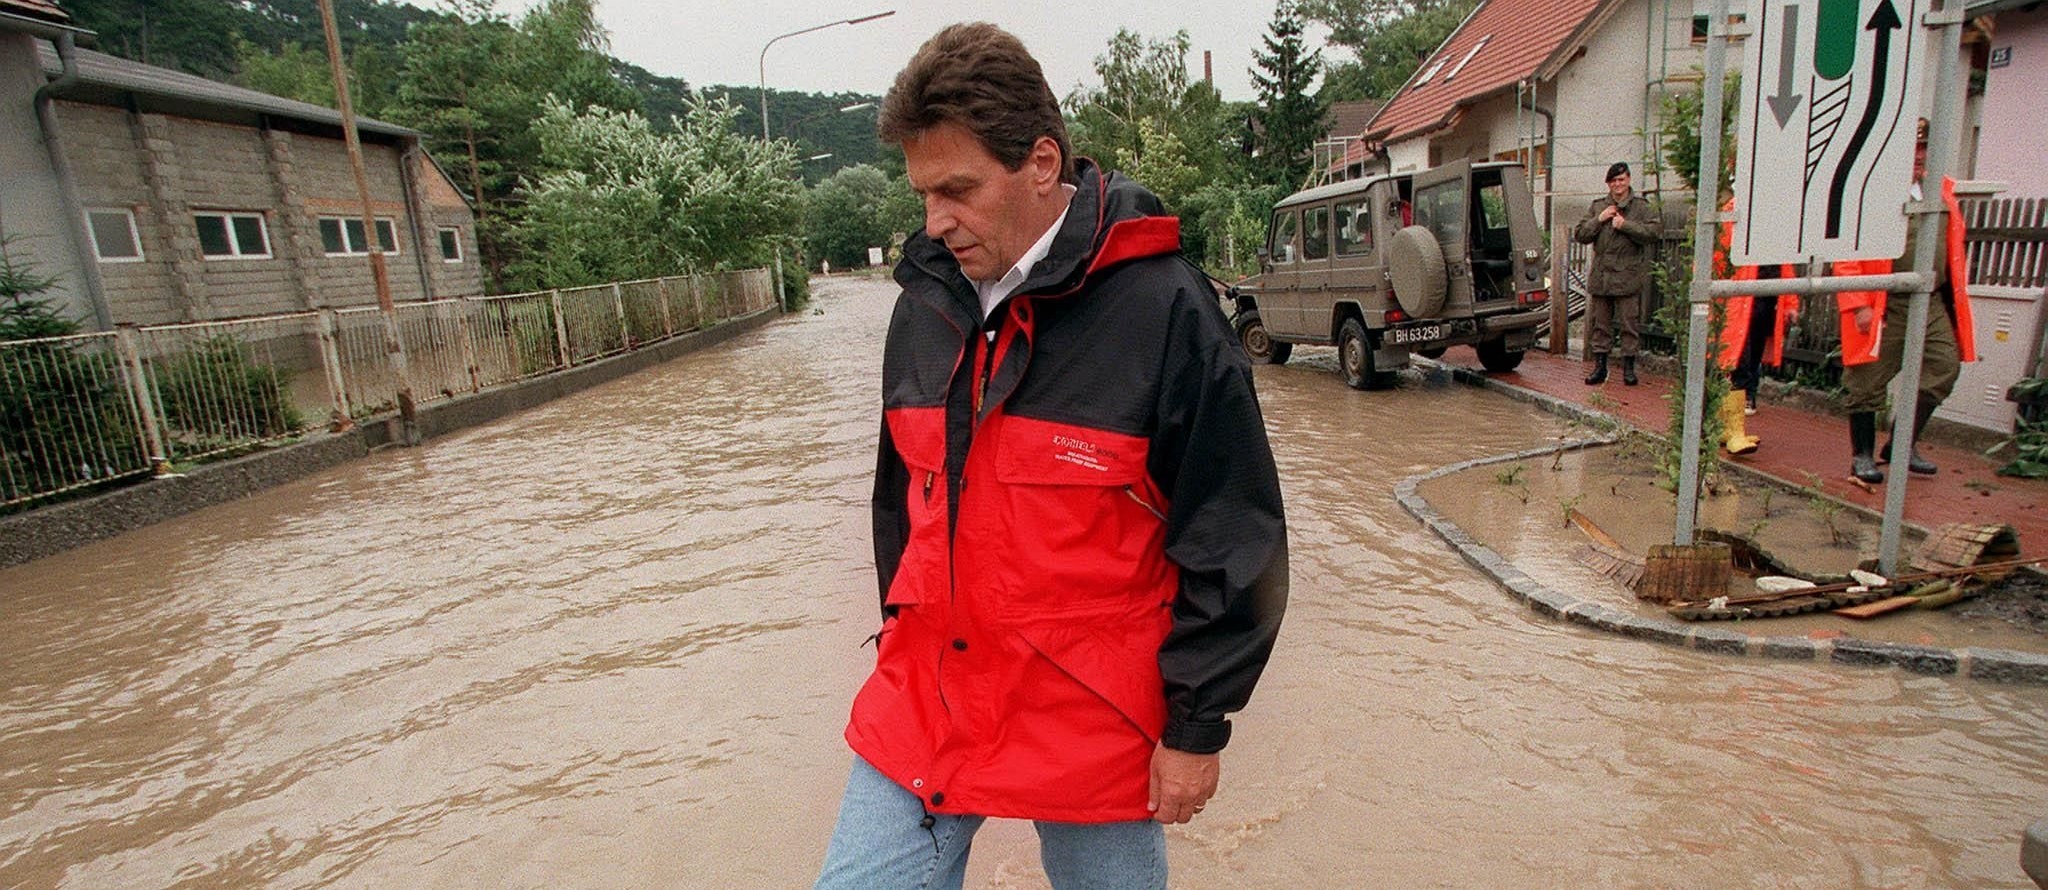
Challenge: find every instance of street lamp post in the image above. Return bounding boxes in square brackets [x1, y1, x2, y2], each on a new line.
[757, 12, 894, 140]
[756, 10, 894, 309]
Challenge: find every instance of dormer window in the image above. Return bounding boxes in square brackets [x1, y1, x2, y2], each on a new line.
[1413, 58, 1447, 89]
[1444, 38, 1489, 82]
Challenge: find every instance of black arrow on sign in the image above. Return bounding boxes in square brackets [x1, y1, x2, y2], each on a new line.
[1767, 5, 1804, 127]
[1825, 0, 1903, 238]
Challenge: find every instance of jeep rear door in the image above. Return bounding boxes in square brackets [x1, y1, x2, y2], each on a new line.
[1411, 160, 1473, 316]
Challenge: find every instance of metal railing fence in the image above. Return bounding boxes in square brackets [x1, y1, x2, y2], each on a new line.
[0, 330, 150, 504]
[1, 268, 774, 509]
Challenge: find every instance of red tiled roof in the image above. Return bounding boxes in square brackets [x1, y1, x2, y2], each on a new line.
[1363, 0, 1609, 144]
[1323, 99, 1384, 141]
[0, 0, 71, 24]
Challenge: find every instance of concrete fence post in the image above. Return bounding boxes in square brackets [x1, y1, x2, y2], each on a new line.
[612, 281, 629, 349]
[112, 326, 171, 475]
[550, 288, 572, 368]
[453, 306, 481, 394]
[314, 308, 353, 430]
[656, 276, 675, 338]
[691, 275, 706, 329]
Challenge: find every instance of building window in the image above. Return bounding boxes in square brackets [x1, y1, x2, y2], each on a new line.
[86, 208, 143, 262]
[317, 216, 401, 256]
[438, 227, 462, 263]
[1692, 15, 1710, 43]
[194, 211, 271, 259]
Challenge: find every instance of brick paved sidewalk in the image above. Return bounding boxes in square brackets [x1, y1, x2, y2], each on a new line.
[1433, 344, 2047, 558]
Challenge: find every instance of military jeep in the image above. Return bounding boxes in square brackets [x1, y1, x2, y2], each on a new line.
[1231, 160, 1551, 390]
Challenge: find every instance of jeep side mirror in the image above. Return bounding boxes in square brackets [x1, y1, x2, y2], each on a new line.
[1256, 245, 1271, 265]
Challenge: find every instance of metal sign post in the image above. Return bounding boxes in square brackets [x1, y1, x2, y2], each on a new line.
[1681, 0, 1967, 574]
[1674, 0, 1737, 545]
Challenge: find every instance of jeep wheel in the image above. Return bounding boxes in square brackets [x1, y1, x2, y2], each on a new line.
[1417, 346, 1447, 359]
[1387, 225, 1449, 318]
[1338, 318, 1394, 391]
[1475, 337, 1525, 373]
[1234, 310, 1291, 364]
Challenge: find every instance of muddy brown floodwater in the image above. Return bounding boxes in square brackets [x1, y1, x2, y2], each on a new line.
[3, 276, 2046, 889]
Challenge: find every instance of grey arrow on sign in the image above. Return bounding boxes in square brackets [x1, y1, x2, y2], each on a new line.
[1767, 4, 1804, 127]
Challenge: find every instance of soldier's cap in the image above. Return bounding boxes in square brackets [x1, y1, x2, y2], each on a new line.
[1605, 161, 1630, 183]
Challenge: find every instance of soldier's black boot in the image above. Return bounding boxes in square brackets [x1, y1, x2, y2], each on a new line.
[1879, 402, 1940, 475]
[1584, 354, 1608, 385]
[1621, 355, 1639, 386]
[1849, 412, 1883, 483]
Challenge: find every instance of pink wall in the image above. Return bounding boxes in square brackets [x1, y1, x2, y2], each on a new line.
[1976, 5, 2048, 197]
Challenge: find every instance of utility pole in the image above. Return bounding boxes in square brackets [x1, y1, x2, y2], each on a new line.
[317, 0, 416, 442]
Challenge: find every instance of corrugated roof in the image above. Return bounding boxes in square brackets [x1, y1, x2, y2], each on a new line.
[38, 44, 418, 138]
[0, 0, 70, 24]
[1363, 0, 1609, 144]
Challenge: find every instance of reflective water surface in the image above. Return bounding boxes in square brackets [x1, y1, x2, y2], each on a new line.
[3, 277, 2044, 888]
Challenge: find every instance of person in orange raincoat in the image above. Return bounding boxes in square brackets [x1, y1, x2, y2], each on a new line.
[1713, 197, 1798, 455]
[1830, 122, 1977, 483]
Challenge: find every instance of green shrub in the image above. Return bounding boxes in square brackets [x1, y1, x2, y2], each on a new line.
[152, 336, 304, 456]
[0, 245, 146, 505]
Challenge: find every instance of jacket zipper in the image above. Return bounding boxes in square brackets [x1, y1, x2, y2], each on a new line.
[1124, 485, 1165, 522]
[923, 471, 935, 503]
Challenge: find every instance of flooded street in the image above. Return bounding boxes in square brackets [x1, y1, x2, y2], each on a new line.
[3, 276, 2045, 888]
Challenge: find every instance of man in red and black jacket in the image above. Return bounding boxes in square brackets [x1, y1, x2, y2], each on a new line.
[815, 23, 1288, 890]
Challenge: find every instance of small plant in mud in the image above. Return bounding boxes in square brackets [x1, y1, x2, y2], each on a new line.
[1745, 517, 1771, 541]
[1758, 486, 1776, 519]
[1492, 463, 1529, 503]
[1559, 493, 1585, 527]
[1586, 392, 1622, 414]
[1798, 471, 1850, 546]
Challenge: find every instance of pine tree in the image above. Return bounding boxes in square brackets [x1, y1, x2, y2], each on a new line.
[1251, 0, 1326, 189]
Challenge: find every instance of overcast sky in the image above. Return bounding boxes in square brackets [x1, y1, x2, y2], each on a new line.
[500, 0, 1334, 107]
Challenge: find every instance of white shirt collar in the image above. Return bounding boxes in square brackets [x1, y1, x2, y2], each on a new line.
[975, 184, 1078, 322]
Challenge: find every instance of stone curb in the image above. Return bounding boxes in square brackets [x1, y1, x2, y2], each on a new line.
[1395, 372, 2048, 686]
[0, 310, 777, 569]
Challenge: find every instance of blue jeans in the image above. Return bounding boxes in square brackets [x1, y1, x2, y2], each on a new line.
[814, 756, 1166, 890]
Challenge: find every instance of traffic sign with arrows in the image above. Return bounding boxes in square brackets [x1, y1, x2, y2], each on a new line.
[1732, 0, 1928, 266]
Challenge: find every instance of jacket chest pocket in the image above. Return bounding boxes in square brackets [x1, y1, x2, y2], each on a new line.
[988, 416, 1170, 617]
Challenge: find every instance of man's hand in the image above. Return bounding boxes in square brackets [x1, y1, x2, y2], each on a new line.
[1148, 746, 1219, 824]
[1598, 205, 1619, 223]
[1852, 306, 1874, 334]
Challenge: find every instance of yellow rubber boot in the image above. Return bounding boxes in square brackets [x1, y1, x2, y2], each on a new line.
[1722, 390, 1760, 455]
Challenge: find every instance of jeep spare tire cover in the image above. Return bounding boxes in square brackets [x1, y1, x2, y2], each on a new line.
[1387, 225, 1449, 318]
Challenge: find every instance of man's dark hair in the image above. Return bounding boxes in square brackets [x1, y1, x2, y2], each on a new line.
[878, 23, 1074, 181]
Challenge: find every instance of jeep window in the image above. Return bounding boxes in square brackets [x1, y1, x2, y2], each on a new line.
[1413, 181, 1464, 246]
[1271, 210, 1299, 263]
[1302, 206, 1331, 260]
[1477, 184, 1509, 232]
[1335, 200, 1373, 256]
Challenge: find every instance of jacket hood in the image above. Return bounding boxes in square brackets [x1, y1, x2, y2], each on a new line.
[898, 157, 1182, 302]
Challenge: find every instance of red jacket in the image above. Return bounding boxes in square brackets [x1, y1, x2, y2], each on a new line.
[1830, 177, 1977, 367]
[1714, 201, 1800, 369]
[847, 160, 1289, 822]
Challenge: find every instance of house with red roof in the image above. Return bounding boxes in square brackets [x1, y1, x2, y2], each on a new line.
[1340, 0, 2041, 433]
[1351, 0, 1716, 246]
